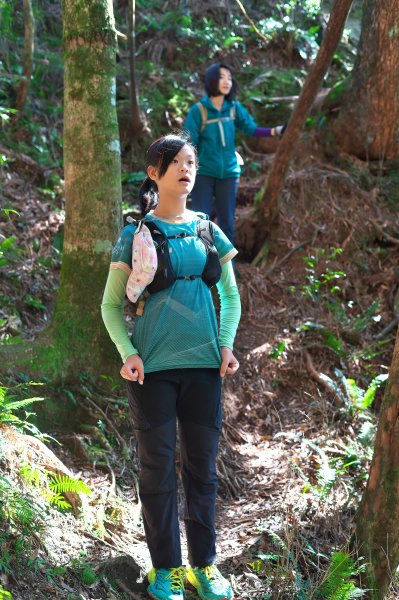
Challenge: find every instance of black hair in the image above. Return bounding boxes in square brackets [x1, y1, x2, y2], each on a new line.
[204, 62, 238, 99]
[139, 132, 197, 216]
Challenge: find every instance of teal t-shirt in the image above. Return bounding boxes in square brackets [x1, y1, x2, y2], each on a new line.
[110, 213, 237, 373]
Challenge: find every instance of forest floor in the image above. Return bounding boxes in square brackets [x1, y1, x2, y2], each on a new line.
[1, 139, 399, 599]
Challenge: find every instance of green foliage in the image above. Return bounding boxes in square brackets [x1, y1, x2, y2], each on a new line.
[298, 321, 345, 357]
[0, 106, 17, 122]
[0, 383, 44, 434]
[296, 431, 373, 499]
[268, 340, 287, 360]
[0, 236, 19, 268]
[329, 299, 380, 334]
[79, 565, 99, 585]
[42, 490, 72, 510]
[122, 170, 146, 184]
[20, 463, 91, 511]
[340, 372, 388, 411]
[49, 473, 91, 496]
[240, 68, 305, 125]
[253, 0, 322, 60]
[0, 475, 45, 576]
[318, 551, 366, 599]
[247, 529, 366, 599]
[0, 586, 13, 599]
[300, 247, 345, 301]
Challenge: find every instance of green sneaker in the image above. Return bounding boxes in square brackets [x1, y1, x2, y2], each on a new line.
[147, 566, 185, 600]
[186, 565, 233, 600]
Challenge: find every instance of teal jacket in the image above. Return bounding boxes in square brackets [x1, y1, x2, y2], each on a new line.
[184, 96, 258, 179]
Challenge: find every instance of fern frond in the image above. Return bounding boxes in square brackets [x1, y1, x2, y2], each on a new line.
[49, 474, 91, 495]
[318, 551, 365, 599]
[268, 531, 288, 552]
[4, 397, 44, 411]
[43, 490, 72, 510]
[20, 463, 43, 487]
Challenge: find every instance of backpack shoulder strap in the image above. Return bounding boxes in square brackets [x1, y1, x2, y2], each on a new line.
[196, 217, 215, 248]
[196, 102, 208, 132]
[143, 219, 167, 247]
[230, 101, 236, 120]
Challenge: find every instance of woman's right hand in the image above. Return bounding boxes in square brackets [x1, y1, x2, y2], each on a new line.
[120, 354, 144, 384]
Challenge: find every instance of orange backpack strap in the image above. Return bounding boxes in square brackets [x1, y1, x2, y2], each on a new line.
[196, 102, 208, 132]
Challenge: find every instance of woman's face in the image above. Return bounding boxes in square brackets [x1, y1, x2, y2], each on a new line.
[218, 68, 233, 96]
[148, 144, 197, 195]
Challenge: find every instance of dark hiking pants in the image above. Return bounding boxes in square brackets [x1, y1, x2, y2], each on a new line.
[127, 368, 222, 569]
[190, 174, 239, 244]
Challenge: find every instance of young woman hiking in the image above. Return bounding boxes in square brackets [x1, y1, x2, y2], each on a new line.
[184, 62, 285, 243]
[101, 132, 241, 600]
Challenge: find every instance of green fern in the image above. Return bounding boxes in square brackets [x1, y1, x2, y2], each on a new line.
[318, 551, 366, 599]
[42, 489, 72, 510]
[0, 384, 45, 433]
[80, 565, 98, 585]
[49, 473, 91, 496]
[0, 476, 45, 577]
[0, 476, 44, 533]
[20, 462, 43, 487]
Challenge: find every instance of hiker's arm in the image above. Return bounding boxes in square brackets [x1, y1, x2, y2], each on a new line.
[216, 260, 241, 350]
[235, 102, 285, 138]
[253, 125, 285, 138]
[101, 268, 139, 362]
[235, 101, 258, 136]
[184, 104, 202, 147]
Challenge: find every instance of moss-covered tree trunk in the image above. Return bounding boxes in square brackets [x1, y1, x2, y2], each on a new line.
[331, 0, 399, 160]
[356, 329, 399, 598]
[50, 0, 122, 377]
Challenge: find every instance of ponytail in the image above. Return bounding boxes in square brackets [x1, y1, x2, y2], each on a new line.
[140, 177, 159, 216]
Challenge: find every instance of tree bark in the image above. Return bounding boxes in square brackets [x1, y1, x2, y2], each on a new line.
[356, 328, 399, 599]
[15, 0, 35, 117]
[128, 0, 143, 138]
[331, 0, 399, 161]
[252, 0, 353, 265]
[49, 0, 122, 378]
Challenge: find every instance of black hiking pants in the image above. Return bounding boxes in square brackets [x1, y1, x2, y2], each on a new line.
[127, 368, 222, 569]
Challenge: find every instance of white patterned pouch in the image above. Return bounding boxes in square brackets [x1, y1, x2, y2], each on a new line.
[126, 221, 158, 303]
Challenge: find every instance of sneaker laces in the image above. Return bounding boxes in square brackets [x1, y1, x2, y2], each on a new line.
[165, 566, 185, 591]
[202, 565, 223, 581]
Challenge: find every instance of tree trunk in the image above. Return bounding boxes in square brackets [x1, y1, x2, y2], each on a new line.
[356, 328, 399, 599]
[252, 0, 353, 266]
[15, 0, 35, 117]
[128, 0, 143, 138]
[331, 0, 399, 161]
[50, 0, 122, 378]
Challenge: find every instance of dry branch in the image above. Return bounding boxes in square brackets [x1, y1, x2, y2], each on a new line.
[304, 351, 344, 406]
[371, 219, 399, 246]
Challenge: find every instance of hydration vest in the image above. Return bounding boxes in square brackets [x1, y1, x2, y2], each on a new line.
[145, 218, 221, 294]
[128, 216, 222, 315]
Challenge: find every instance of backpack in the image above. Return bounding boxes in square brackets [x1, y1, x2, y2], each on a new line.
[196, 101, 244, 165]
[126, 216, 221, 314]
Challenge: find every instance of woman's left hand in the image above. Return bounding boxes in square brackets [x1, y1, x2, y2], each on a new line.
[220, 347, 239, 377]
